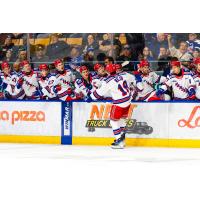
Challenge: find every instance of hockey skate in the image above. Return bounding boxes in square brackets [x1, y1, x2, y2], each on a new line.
[111, 132, 126, 149]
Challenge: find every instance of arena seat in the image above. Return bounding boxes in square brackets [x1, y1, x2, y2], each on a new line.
[119, 36, 127, 45]
[12, 39, 23, 46]
[66, 38, 82, 45]
[29, 38, 50, 46]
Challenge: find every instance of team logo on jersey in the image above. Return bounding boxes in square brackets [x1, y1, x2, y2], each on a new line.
[85, 104, 153, 135]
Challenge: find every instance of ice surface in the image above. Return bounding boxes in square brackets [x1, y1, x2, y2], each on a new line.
[0, 143, 200, 162]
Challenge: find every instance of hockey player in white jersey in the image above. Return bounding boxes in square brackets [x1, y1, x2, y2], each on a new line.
[115, 63, 143, 100]
[52, 59, 76, 101]
[134, 60, 169, 101]
[192, 58, 200, 100]
[16, 60, 41, 100]
[90, 64, 133, 149]
[74, 65, 100, 99]
[156, 60, 196, 100]
[38, 64, 57, 100]
[0, 61, 25, 99]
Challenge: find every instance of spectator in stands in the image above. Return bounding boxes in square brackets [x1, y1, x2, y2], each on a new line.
[46, 33, 69, 61]
[157, 47, 171, 71]
[142, 47, 154, 61]
[82, 34, 99, 55]
[32, 44, 49, 70]
[2, 49, 15, 62]
[168, 34, 192, 61]
[186, 33, 200, 53]
[96, 53, 106, 64]
[116, 44, 136, 71]
[1, 35, 18, 60]
[68, 46, 84, 70]
[99, 33, 121, 59]
[149, 33, 168, 59]
[16, 48, 27, 63]
[83, 48, 95, 70]
[193, 49, 200, 58]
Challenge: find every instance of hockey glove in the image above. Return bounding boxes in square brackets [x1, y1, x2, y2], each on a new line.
[133, 71, 142, 83]
[156, 88, 165, 97]
[188, 88, 196, 100]
[53, 85, 62, 94]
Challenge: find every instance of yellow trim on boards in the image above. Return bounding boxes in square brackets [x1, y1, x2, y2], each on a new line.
[0, 135, 60, 144]
[72, 137, 200, 148]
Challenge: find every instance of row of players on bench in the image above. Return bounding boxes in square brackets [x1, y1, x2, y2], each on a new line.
[0, 58, 200, 101]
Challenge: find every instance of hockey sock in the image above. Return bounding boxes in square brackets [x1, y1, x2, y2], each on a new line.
[110, 119, 122, 140]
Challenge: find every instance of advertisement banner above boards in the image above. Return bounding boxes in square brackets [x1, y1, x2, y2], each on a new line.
[72, 102, 200, 148]
[0, 101, 63, 144]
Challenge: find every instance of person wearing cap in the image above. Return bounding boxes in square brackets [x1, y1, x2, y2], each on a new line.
[0, 61, 25, 99]
[193, 58, 200, 100]
[135, 60, 168, 101]
[32, 44, 49, 70]
[46, 33, 69, 61]
[168, 34, 193, 61]
[51, 59, 76, 101]
[116, 44, 135, 71]
[16, 60, 41, 100]
[186, 33, 200, 53]
[156, 60, 196, 101]
[38, 64, 57, 100]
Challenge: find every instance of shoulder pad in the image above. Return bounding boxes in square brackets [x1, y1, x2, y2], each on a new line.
[105, 76, 115, 83]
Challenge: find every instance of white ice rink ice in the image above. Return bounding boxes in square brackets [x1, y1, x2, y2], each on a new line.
[1, 143, 200, 162]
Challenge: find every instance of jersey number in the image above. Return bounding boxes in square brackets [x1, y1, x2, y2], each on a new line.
[118, 81, 129, 96]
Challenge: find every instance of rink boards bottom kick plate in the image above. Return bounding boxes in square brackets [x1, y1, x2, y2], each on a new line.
[72, 137, 200, 148]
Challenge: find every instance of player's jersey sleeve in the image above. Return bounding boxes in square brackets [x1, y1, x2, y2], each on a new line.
[160, 77, 172, 91]
[91, 81, 110, 100]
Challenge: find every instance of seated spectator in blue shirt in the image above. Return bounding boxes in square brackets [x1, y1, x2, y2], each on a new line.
[186, 33, 200, 53]
[68, 46, 84, 70]
[142, 47, 154, 61]
[82, 34, 99, 55]
[46, 33, 69, 61]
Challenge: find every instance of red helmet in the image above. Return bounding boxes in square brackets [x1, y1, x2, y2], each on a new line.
[115, 64, 122, 71]
[79, 66, 88, 74]
[170, 61, 181, 67]
[1, 61, 10, 69]
[20, 60, 29, 67]
[39, 64, 49, 71]
[94, 63, 103, 71]
[105, 64, 116, 74]
[138, 60, 150, 68]
[54, 59, 62, 67]
[193, 57, 200, 65]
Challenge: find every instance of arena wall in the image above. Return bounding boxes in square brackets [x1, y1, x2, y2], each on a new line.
[0, 100, 200, 148]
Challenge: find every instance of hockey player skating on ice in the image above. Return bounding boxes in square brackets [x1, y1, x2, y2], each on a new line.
[156, 60, 196, 100]
[90, 64, 133, 149]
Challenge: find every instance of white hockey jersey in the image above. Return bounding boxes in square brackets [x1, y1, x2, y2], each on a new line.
[137, 71, 167, 101]
[160, 69, 196, 100]
[91, 73, 133, 107]
[0, 72, 25, 99]
[38, 74, 57, 99]
[19, 71, 40, 99]
[193, 72, 200, 100]
[74, 72, 102, 98]
[52, 70, 75, 101]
